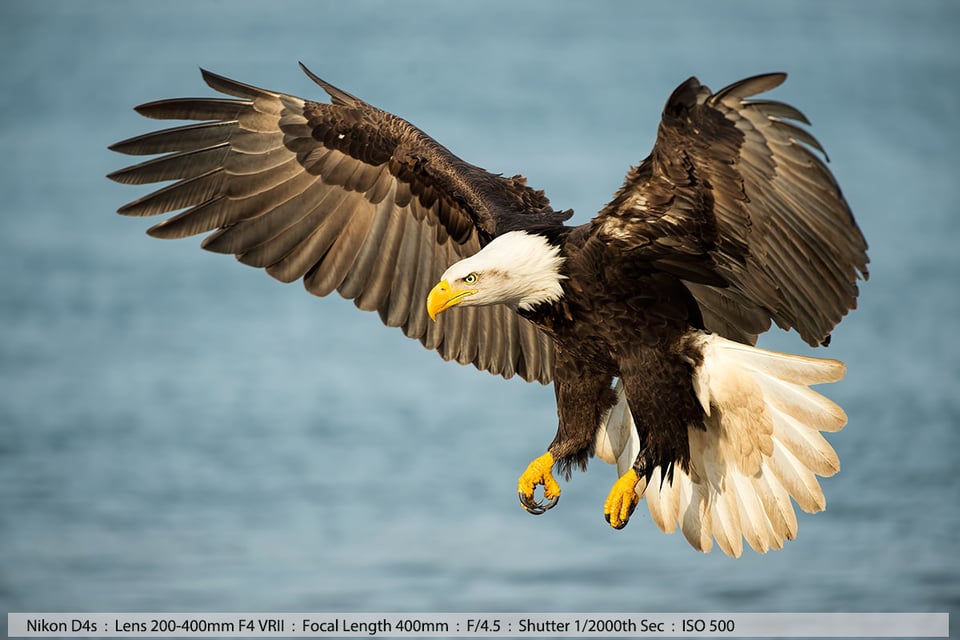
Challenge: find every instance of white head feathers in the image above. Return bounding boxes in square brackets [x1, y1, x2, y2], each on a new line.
[440, 231, 566, 311]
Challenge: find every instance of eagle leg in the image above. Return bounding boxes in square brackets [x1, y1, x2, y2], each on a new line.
[603, 468, 640, 529]
[517, 451, 561, 515]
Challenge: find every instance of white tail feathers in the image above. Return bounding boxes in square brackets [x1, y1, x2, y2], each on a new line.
[594, 332, 847, 557]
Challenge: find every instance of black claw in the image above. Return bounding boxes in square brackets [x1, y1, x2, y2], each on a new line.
[518, 491, 559, 515]
[604, 512, 631, 530]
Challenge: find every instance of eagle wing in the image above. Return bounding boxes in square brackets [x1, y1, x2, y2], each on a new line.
[595, 73, 869, 346]
[109, 65, 566, 383]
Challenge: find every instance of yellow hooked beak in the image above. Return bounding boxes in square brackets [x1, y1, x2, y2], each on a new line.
[426, 279, 477, 321]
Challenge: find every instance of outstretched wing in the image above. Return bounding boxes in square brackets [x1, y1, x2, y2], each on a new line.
[109, 64, 567, 383]
[596, 73, 869, 346]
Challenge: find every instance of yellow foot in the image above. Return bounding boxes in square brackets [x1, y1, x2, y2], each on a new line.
[517, 452, 561, 515]
[604, 469, 640, 530]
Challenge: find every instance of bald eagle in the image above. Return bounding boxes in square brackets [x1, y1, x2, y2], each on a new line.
[109, 64, 868, 556]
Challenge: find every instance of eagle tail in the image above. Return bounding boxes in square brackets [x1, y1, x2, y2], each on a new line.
[594, 332, 847, 557]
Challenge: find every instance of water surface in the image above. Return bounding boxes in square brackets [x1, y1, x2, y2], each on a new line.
[1, 0, 957, 629]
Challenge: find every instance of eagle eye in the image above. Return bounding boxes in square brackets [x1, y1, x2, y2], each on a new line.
[463, 273, 478, 285]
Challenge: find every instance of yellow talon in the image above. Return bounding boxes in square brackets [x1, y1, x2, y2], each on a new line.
[604, 468, 640, 529]
[517, 452, 561, 514]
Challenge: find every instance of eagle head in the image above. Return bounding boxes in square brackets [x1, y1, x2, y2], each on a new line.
[426, 230, 566, 320]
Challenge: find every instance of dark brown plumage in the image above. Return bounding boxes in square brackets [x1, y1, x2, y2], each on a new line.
[597, 74, 867, 348]
[109, 65, 868, 553]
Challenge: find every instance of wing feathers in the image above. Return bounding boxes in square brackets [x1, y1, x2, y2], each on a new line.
[744, 99, 810, 125]
[105, 144, 231, 185]
[355, 205, 407, 312]
[297, 61, 363, 107]
[269, 190, 354, 284]
[337, 198, 396, 302]
[110, 66, 557, 383]
[380, 214, 423, 328]
[147, 197, 234, 239]
[108, 121, 237, 156]
[200, 67, 275, 101]
[599, 73, 867, 347]
[309, 197, 378, 296]
[118, 169, 225, 217]
[709, 72, 786, 103]
[224, 144, 292, 175]
[133, 97, 246, 121]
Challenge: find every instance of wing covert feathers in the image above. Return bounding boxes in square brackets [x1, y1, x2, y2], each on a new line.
[108, 65, 559, 383]
[595, 333, 846, 557]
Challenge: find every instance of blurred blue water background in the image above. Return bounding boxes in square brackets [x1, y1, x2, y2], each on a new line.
[1, 0, 957, 632]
